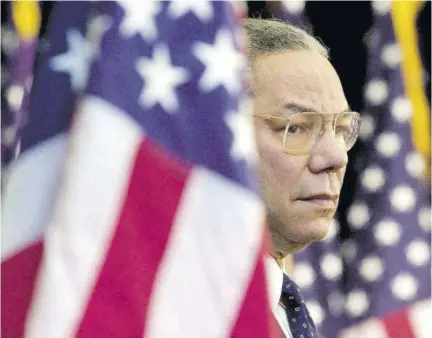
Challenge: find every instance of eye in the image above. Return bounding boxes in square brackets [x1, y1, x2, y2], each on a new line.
[288, 125, 299, 134]
[287, 123, 310, 134]
[335, 122, 352, 139]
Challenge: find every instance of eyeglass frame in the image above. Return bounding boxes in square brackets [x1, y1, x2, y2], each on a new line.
[253, 111, 362, 155]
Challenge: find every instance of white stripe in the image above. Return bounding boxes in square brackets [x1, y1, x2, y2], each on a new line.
[408, 299, 432, 338]
[25, 96, 143, 338]
[339, 318, 388, 338]
[1, 134, 67, 261]
[145, 168, 264, 338]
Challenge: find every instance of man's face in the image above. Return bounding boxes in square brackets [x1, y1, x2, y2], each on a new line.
[251, 50, 350, 256]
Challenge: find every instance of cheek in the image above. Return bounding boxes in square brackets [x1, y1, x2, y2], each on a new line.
[256, 132, 307, 200]
[336, 166, 347, 186]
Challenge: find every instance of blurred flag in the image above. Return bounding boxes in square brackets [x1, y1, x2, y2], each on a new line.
[341, 1, 431, 337]
[2, 1, 275, 337]
[2, 2, 100, 337]
[1, 1, 40, 168]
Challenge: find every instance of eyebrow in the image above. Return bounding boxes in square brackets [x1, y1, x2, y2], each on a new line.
[283, 103, 352, 114]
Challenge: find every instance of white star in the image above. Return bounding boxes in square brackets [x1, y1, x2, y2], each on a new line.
[418, 207, 431, 232]
[87, 14, 113, 57]
[390, 184, 416, 212]
[6, 85, 25, 112]
[359, 114, 375, 140]
[320, 253, 343, 281]
[340, 240, 358, 262]
[282, 0, 306, 14]
[50, 29, 94, 92]
[406, 240, 430, 267]
[292, 262, 315, 288]
[168, 0, 213, 22]
[365, 79, 389, 106]
[372, 0, 391, 16]
[381, 43, 401, 68]
[306, 301, 325, 326]
[1, 25, 18, 57]
[375, 132, 401, 158]
[391, 273, 418, 301]
[136, 44, 189, 114]
[2, 124, 17, 147]
[361, 165, 386, 192]
[118, 1, 161, 42]
[347, 202, 370, 229]
[405, 151, 426, 178]
[359, 255, 384, 282]
[345, 289, 370, 317]
[374, 218, 401, 246]
[225, 99, 257, 162]
[391, 96, 412, 123]
[193, 29, 245, 94]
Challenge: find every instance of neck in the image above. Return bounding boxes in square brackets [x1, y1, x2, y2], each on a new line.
[272, 254, 294, 275]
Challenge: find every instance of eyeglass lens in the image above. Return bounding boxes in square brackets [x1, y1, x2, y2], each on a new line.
[283, 113, 360, 153]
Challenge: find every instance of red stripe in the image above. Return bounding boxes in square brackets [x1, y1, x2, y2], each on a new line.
[382, 307, 415, 338]
[76, 138, 191, 337]
[1, 241, 44, 338]
[262, 227, 283, 338]
[231, 238, 275, 338]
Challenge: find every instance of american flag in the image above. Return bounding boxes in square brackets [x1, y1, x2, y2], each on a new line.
[341, 1, 431, 336]
[271, 1, 431, 337]
[2, 1, 277, 337]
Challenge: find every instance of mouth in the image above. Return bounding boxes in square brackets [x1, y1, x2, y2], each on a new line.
[296, 194, 338, 209]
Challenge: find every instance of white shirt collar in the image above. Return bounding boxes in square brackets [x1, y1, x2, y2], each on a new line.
[264, 255, 284, 314]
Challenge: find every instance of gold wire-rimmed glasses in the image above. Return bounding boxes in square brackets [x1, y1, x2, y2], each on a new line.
[254, 111, 362, 155]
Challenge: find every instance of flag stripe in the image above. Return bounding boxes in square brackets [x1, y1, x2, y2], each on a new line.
[382, 308, 415, 338]
[408, 300, 432, 337]
[24, 96, 143, 337]
[77, 136, 191, 337]
[1, 241, 43, 338]
[339, 318, 388, 338]
[231, 254, 275, 337]
[3, 2, 271, 337]
[1, 134, 67, 261]
[144, 167, 264, 338]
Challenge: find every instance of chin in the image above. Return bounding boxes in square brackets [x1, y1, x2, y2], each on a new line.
[290, 218, 330, 245]
[268, 212, 332, 256]
[285, 217, 331, 246]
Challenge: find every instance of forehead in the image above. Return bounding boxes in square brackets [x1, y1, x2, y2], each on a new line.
[252, 50, 348, 114]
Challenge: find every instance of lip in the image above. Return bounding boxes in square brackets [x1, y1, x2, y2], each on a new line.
[296, 194, 338, 209]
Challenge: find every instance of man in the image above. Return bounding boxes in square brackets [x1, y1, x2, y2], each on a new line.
[243, 18, 361, 337]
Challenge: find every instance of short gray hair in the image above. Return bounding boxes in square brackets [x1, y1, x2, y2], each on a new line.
[242, 18, 329, 64]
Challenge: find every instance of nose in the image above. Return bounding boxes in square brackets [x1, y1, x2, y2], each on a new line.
[308, 129, 348, 174]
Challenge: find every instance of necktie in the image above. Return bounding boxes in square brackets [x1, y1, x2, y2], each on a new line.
[280, 274, 319, 338]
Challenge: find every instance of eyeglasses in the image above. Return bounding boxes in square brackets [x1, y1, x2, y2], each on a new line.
[254, 111, 362, 155]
